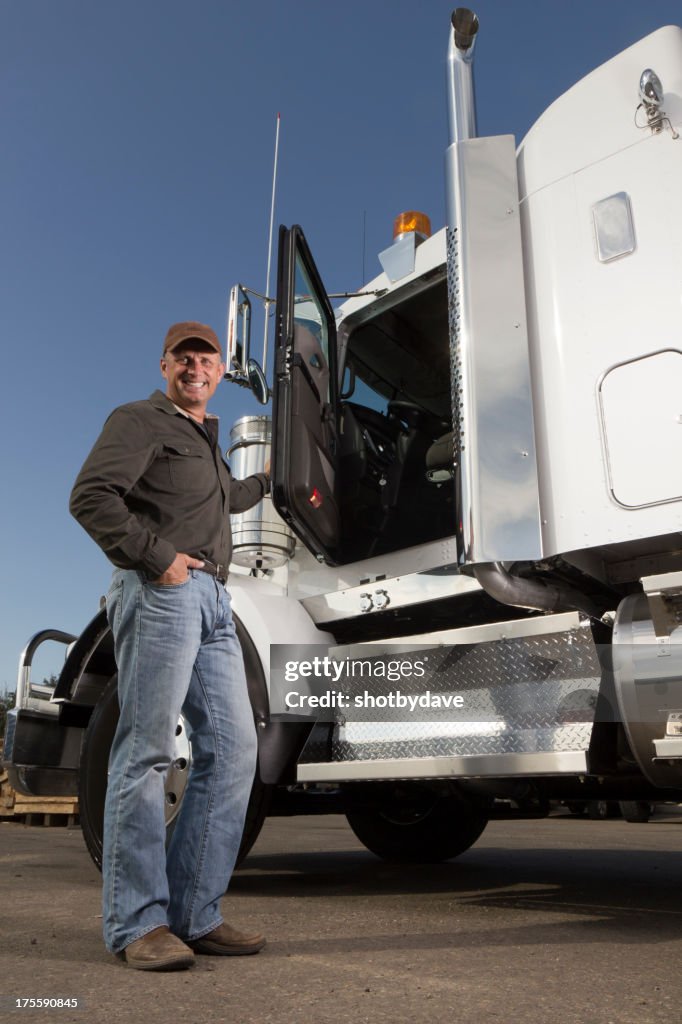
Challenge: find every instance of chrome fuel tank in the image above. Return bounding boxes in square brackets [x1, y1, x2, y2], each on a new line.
[227, 415, 295, 569]
[613, 591, 682, 787]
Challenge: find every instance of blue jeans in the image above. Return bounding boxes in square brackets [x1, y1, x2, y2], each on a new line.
[103, 568, 257, 953]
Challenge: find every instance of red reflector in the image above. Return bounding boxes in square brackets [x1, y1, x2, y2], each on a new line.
[308, 487, 323, 509]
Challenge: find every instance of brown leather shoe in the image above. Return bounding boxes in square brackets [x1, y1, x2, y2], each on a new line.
[188, 922, 266, 956]
[122, 926, 195, 971]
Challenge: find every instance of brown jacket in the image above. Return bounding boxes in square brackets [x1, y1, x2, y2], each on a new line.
[70, 390, 268, 577]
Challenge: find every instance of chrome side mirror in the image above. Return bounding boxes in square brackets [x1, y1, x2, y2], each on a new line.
[247, 358, 269, 405]
[226, 284, 251, 378]
[225, 283, 271, 404]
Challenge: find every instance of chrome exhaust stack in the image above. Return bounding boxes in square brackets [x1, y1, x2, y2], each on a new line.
[447, 8, 479, 144]
[444, 7, 543, 578]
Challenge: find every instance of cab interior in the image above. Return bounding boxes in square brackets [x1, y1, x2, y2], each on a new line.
[337, 276, 455, 562]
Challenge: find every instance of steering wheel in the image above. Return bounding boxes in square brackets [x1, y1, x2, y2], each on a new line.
[387, 399, 424, 428]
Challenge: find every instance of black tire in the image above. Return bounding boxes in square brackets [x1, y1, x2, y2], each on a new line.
[346, 792, 488, 863]
[619, 800, 652, 823]
[79, 675, 119, 870]
[586, 800, 619, 820]
[236, 764, 272, 865]
[565, 801, 586, 816]
[78, 673, 270, 871]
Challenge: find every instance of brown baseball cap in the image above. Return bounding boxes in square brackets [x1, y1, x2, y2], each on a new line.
[163, 321, 223, 358]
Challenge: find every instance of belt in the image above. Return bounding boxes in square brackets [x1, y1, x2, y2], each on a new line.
[194, 559, 228, 584]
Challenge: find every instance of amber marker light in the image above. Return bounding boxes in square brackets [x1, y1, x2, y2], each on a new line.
[393, 211, 432, 240]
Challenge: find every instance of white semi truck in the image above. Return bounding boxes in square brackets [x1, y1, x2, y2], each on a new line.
[5, 9, 682, 866]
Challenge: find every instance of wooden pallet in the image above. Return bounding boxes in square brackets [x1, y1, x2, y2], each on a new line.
[0, 770, 79, 826]
[0, 770, 15, 814]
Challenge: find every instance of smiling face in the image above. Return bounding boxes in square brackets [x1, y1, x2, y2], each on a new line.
[161, 339, 225, 421]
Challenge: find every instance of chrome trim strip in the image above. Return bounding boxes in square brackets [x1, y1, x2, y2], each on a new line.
[445, 135, 542, 564]
[297, 750, 588, 783]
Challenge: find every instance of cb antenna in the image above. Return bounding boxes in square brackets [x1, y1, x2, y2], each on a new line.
[262, 112, 281, 376]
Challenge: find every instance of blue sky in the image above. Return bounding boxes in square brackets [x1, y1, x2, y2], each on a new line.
[2, 0, 681, 692]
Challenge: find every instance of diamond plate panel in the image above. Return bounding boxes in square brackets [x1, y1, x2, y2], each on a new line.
[299, 626, 602, 765]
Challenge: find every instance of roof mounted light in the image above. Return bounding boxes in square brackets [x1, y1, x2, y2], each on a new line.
[380, 210, 433, 283]
[393, 211, 432, 241]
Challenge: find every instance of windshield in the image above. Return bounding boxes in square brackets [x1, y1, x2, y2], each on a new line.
[344, 277, 450, 419]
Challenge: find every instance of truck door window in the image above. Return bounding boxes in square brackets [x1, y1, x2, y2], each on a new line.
[293, 256, 330, 403]
[271, 225, 341, 563]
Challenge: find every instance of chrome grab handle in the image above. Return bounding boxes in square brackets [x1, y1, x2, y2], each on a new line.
[16, 629, 77, 709]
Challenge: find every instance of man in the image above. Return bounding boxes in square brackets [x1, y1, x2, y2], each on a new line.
[70, 321, 269, 971]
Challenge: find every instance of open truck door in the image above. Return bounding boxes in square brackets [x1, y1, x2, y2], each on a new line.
[271, 225, 340, 564]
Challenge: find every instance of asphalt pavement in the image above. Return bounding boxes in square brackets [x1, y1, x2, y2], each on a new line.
[1, 809, 681, 1024]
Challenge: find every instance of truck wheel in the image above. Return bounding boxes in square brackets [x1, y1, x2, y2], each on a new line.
[586, 800, 619, 820]
[565, 801, 586, 816]
[78, 674, 270, 871]
[346, 792, 488, 863]
[79, 674, 119, 870]
[619, 800, 652, 823]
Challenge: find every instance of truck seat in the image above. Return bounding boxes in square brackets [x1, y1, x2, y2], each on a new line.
[426, 431, 455, 482]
